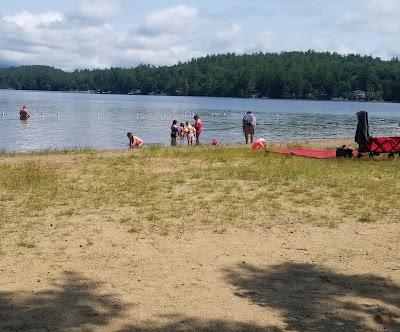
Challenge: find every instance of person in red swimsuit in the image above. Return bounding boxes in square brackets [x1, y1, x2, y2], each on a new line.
[194, 114, 203, 144]
[127, 132, 144, 148]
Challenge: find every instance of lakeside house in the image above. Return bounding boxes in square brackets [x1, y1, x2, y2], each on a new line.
[128, 89, 142, 95]
[352, 90, 366, 101]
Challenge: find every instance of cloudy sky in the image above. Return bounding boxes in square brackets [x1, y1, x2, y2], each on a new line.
[0, 0, 399, 70]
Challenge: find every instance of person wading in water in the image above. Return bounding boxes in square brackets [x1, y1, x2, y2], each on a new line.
[19, 105, 30, 120]
[242, 111, 256, 144]
[194, 114, 203, 145]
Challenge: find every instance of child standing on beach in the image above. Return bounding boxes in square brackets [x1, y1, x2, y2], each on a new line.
[185, 121, 196, 146]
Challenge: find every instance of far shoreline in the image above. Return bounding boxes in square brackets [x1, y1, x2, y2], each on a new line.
[0, 88, 398, 105]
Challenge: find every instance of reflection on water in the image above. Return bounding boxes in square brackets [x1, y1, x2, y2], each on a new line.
[0, 90, 399, 152]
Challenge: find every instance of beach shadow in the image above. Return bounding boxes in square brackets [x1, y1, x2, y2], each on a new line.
[119, 314, 280, 331]
[224, 263, 400, 331]
[0, 271, 125, 331]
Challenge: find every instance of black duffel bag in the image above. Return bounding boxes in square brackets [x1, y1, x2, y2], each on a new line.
[336, 145, 353, 158]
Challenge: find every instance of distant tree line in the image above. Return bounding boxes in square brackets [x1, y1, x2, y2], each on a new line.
[1, 51, 400, 101]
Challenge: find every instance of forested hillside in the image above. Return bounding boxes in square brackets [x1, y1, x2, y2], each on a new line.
[1, 51, 400, 101]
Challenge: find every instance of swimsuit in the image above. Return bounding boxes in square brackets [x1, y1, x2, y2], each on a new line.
[133, 137, 143, 146]
[20, 110, 29, 120]
[171, 125, 179, 139]
[195, 120, 203, 134]
[186, 125, 195, 141]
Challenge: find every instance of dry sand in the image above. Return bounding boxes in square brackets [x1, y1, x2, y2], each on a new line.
[1, 217, 399, 331]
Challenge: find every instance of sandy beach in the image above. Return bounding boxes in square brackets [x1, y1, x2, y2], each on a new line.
[0, 141, 399, 331]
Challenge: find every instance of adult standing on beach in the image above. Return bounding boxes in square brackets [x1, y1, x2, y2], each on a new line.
[194, 114, 203, 144]
[242, 111, 256, 144]
[19, 105, 30, 120]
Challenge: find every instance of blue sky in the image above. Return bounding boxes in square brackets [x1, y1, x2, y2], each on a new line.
[0, 0, 399, 70]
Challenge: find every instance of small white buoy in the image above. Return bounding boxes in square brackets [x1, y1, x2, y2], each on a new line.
[57, 113, 59, 117]
[136, 114, 139, 117]
[1, 113, 5, 116]
[97, 113, 100, 117]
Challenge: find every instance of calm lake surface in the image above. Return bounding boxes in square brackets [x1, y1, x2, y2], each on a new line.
[1, 90, 400, 152]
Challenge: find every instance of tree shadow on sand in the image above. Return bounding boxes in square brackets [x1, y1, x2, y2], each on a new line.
[119, 314, 280, 332]
[224, 263, 400, 332]
[0, 271, 125, 331]
[1, 271, 279, 332]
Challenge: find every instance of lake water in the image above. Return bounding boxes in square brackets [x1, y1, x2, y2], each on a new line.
[1, 90, 400, 152]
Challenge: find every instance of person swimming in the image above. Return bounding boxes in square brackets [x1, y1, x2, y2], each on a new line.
[19, 105, 30, 120]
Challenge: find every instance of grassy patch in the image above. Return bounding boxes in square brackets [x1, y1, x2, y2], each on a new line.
[0, 162, 59, 192]
[0, 146, 398, 239]
[358, 212, 375, 223]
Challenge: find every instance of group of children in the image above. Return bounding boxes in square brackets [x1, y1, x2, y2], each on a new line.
[127, 114, 203, 148]
[171, 114, 202, 146]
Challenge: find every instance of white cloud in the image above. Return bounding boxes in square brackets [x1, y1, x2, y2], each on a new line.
[254, 31, 274, 50]
[4, 11, 63, 28]
[141, 5, 199, 35]
[0, 11, 123, 69]
[338, 0, 400, 58]
[0, 6, 204, 70]
[73, 0, 123, 22]
[1, 2, 400, 70]
[119, 46, 201, 66]
[340, 0, 400, 33]
[216, 24, 242, 43]
[123, 34, 181, 51]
